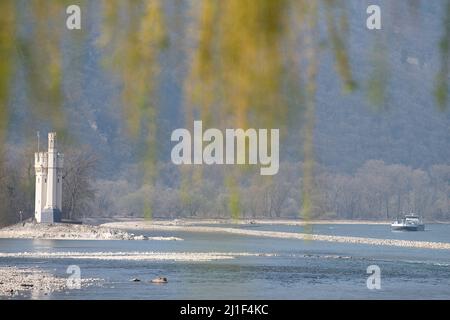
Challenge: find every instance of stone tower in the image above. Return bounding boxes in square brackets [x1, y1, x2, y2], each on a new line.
[35, 132, 64, 223]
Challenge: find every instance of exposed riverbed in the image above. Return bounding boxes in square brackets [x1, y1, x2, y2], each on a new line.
[0, 221, 182, 241]
[1, 220, 449, 299]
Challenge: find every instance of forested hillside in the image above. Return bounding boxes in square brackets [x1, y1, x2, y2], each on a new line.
[0, 1, 449, 225]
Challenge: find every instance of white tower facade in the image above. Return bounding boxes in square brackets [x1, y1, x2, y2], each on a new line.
[35, 132, 64, 223]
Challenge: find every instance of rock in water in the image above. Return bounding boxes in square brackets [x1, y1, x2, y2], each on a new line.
[151, 276, 168, 284]
[130, 278, 141, 282]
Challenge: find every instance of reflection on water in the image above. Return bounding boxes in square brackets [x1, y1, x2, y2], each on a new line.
[1, 223, 450, 299]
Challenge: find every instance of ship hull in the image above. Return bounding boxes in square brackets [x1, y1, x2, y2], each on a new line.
[391, 224, 425, 231]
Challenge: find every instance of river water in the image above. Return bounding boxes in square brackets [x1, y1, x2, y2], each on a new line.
[1, 223, 449, 299]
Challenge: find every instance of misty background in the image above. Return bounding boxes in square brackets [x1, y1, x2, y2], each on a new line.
[0, 0, 449, 226]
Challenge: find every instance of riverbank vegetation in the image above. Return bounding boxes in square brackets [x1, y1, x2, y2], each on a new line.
[90, 160, 449, 221]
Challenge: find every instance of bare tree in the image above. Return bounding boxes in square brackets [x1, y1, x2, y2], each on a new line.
[62, 147, 98, 220]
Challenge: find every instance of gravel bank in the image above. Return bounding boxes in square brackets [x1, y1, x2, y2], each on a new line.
[0, 251, 275, 262]
[102, 221, 450, 250]
[124, 218, 390, 226]
[0, 266, 99, 298]
[0, 221, 182, 241]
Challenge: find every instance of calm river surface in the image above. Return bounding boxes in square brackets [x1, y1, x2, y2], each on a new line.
[1, 223, 449, 299]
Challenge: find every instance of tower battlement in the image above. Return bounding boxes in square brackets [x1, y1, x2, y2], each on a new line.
[34, 152, 48, 168]
[48, 132, 57, 150]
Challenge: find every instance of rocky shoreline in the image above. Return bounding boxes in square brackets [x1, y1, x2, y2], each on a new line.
[102, 220, 450, 250]
[0, 221, 182, 241]
[116, 218, 391, 226]
[0, 251, 276, 262]
[0, 266, 100, 298]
